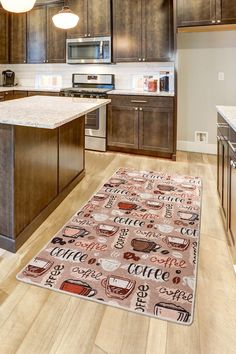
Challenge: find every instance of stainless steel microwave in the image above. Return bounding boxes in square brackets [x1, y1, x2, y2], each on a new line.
[66, 37, 111, 64]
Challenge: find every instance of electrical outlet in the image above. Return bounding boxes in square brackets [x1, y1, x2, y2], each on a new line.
[195, 131, 208, 143]
[218, 72, 225, 81]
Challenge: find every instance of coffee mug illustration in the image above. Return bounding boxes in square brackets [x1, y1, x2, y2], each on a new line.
[99, 258, 121, 272]
[131, 238, 161, 253]
[104, 178, 126, 187]
[96, 224, 119, 237]
[164, 236, 190, 251]
[23, 257, 53, 277]
[63, 225, 90, 239]
[118, 201, 138, 211]
[157, 184, 176, 192]
[145, 200, 164, 210]
[60, 279, 97, 297]
[154, 302, 191, 323]
[178, 211, 199, 222]
[93, 193, 109, 201]
[183, 276, 195, 290]
[101, 275, 136, 300]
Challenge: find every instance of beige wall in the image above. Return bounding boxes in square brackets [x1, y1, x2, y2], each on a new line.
[177, 31, 236, 153]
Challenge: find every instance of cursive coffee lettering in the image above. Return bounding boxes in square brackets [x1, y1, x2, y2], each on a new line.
[74, 240, 107, 252]
[150, 256, 186, 268]
[158, 286, 193, 304]
[72, 266, 103, 281]
[114, 216, 145, 228]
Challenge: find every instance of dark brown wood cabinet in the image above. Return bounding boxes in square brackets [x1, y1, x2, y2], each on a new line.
[113, 0, 173, 62]
[0, 8, 9, 64]
[10, 13, 27, 63]
[107, 95, 175, 159]
[67, 0, 111, 38]
[177, 0, 236, 27]
[229, 149, 236, 252]
[27, 2, 65, 63]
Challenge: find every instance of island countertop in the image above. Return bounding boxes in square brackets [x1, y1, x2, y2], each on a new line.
[0, 96, 111, 129]
[217, 106, 236, 132]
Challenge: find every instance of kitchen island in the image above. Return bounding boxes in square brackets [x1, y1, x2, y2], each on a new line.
[0, 96, 110, 252]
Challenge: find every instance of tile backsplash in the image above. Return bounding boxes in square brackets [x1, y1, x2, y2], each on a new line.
[0, 62, 175, 91]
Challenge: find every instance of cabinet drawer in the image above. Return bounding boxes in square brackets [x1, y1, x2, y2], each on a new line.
[108, 95, 174, 109]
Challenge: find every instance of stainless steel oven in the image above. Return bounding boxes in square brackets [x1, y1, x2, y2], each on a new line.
[66, 37, 111, 64]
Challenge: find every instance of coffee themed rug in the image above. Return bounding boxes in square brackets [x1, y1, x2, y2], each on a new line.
[17, 168, 202, 325]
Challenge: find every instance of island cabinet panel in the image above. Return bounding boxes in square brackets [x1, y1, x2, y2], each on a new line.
[0, 8, 9, 64]
[27, 6, 47, 63]
[107, 105, 139, 149]
[59, 117, 85, 192]
[10, 13, 27, 64]
[139, 107, 174, 153]
[14, 126, 58, 236]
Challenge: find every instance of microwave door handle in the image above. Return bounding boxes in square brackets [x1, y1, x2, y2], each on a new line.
[100, 41, 103, 58]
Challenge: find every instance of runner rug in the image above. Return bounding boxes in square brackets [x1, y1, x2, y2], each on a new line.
[17, 168, 202, 325]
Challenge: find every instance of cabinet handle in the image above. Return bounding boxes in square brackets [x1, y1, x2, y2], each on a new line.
[85, 34, 87, 37]
[131, 100, 147, 104]
[228, 140, 236, 153]
[212, 20, 216, 23]
[230, 160, 236, 169]
[138, 58, 141, 61]
[217, 20, 221, 23]
[142, 58, 145, 61]
[88, 33, 91, 37]
[139, 107, 143, 111]
[23, 60, 26, 63]
[46, 60, 49, 63]
[217, 123, 228, 128]
[134, 107, 138, 111]
[43, 60, 46, 63]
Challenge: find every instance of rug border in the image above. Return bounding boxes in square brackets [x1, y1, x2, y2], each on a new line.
[16, 167, 203, 326]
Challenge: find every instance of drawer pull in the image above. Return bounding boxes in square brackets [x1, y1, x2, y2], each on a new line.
[230, 160, 236, 169]
[217, 123, 228, 128]
[131, 100, 147, 104]
[228, 140, 236, 152]
[134, 107, 138, 111]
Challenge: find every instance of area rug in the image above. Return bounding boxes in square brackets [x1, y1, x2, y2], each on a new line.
[17, 168, 202, 325]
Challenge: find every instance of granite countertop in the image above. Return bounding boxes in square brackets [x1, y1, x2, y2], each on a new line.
[0, 86, 61, 93]
[108, 89, 175, 97]
[217, 106, 236, 132]
[0, 96, 110, 129]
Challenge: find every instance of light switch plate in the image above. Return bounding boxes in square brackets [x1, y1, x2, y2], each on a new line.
[218, 72, 225, 81]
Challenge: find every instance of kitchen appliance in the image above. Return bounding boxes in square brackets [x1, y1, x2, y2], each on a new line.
[2, 70, 15, 87]
[66, 37, 111, 64]
[60, 74, 114, 152]
[159, 72, 170, 92]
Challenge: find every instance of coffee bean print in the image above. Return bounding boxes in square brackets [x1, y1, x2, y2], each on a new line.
[147, 224, 153, 228]
[176, 270, 181, 274]
[161, 250, 169, 255]
[88, 258, 96, 265]
[173, 277, 181, 284]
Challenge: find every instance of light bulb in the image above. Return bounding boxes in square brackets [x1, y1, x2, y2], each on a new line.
[1, 0, 36, 13]
[52, 7, 79, 30]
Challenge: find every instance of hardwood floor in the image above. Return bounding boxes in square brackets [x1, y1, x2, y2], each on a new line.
[0, 150, 235, 354]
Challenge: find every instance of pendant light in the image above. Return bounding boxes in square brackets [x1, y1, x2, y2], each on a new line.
[52, 6, 79, 30]
[1, 0, 36, 13]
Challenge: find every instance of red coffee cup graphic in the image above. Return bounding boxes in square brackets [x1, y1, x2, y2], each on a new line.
[178, 211, 199, 222]
[118, 201, 138, 211]
[60, 279, 97, 297]
[23, 257, 53, 278]
[164, 236, 190, 251]
[101, 275, 136, 300]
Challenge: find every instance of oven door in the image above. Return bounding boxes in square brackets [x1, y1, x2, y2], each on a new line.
[85, 105, 106, 138]
[66, 37, 111, 64]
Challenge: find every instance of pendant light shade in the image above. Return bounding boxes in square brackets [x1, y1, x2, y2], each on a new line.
[52, 6, 79, 30]
[1, 0, 36, 13]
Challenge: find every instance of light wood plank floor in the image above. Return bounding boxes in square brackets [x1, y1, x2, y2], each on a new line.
[0, 151, 236, 354]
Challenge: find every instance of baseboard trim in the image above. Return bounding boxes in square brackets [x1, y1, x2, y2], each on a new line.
[177, 140, 217, 154]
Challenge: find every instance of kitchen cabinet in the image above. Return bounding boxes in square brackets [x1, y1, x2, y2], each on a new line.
[10, 13, 27, 64]
[229, 148, 236, 252]
[107, 95, 175, 159]
[217, 120, 228, 222]
[0, 8, 9, 64]
[27, 2, 66, 64]
[67, 0, 111, 38]
[27, 91, 60, 96]
[113, 0, 173, 62]
[177, 0, 236, 27]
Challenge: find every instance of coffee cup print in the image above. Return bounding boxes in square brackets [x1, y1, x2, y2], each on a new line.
[92, 213, 109, 222]
[164, 236, 190, 251]
[96, 224, 119, 237]
[180, 183, 196, 191]
[63, 225, 90, 239]
[23, 257, 53, 278]
[93, 193, 108, 202]
[154, 302, 191, 323]
[158, 224, 174, 233]
[131, 238, 160, 253]
[104, 178, 126, 187]
[178, 211, 199, 222]
[118, 201, 138, 211]
[101, 275, 136, 300]
[60, 279, 97, 297]
[99, 258, 121, 272]
[146, 200, 164, 210]
[183, 276, 195, 290]
[157, 184, 176, 192]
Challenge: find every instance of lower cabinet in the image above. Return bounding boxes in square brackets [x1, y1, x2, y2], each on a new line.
[107, 95, 175, 159]
[229, 150, 236, 252]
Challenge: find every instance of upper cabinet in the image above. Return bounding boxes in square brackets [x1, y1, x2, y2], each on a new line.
[113, 0, 173, 63]
[10, 13, 27, 63]
[0, 8, 9, 64]
[27, 2, 66, 63]
[177, 0, 236, 27]
[67, 0, 111, 38]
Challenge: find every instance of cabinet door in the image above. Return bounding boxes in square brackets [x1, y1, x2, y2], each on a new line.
[67, 0, 87, 38]
[139, 107, 173, 153]
[107, 105, 139, 149]
[87, 0, 111, 36]
[216, 0, 236, 24]
[113, 0, 142, 62]
[229, 153, 236, 249]
[0, 9, 9, 64]
[222, 139, 228, 218]
[217, 136, 224, 202]
[177, 0, 216, 27]
[47, 3, 66, 63]
[27, 6, 47, 63]
[142, 0, 173, 62]
[10, 13, 27, 64]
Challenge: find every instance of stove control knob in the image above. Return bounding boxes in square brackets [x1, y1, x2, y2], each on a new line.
[80, 94, 84, 98]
